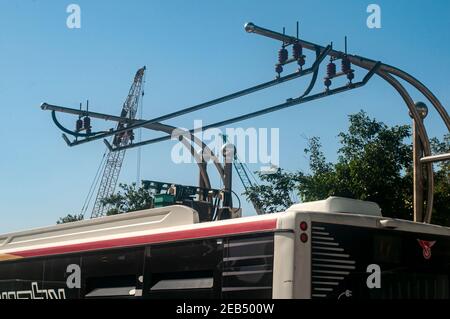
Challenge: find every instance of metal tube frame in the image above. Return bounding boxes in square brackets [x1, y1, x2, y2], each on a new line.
[45, 105, 225, 187]
[41, 64, 321, 147]
[41, 22, 449, 224]
[106, 62, 379, 151]
[244, 22, 449, 224]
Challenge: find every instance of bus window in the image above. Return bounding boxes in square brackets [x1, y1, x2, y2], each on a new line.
[85, 275, 138, 298]
[81, 247, 144, 299]
[145, 239, 223, 299]
[43, 256, 81, 299]
[311, 222, 450, 300]
[222, 234, 274, 299]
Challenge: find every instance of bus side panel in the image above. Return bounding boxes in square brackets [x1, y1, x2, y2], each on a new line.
[293, 214, 312, 299]
[143, 233, 275, 299]
[310, 222, 450, 300]
[43, 255, 81, 299]
[272, 232, 295, 299]
[81, 247, 144, 299]
[0, 233, 276, 299]
[0, 259, 44, 299]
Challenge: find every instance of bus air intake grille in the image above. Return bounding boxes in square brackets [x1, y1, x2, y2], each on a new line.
[311, 224, 356, 299]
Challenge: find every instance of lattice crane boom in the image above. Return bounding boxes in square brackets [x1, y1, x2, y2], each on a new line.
[91, 66, 146, 218]
[233, 157, 265, 215]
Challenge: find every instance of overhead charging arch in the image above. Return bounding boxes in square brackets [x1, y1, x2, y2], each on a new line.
[41, 22, 450, 224]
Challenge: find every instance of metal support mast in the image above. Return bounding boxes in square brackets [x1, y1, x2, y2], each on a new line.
[222, 135, 265, 215]
[91, 66, 146, 218]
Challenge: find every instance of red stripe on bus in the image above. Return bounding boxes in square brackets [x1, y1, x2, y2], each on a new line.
[12, 219, 277, 258]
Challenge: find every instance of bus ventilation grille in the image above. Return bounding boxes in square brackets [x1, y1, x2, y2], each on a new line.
[311, 224, 356, 299]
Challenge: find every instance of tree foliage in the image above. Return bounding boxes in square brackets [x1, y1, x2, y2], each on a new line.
[56, 184, 153, 223]
[245, 111, 450, 226]
[56, 213, 84, 224]
[245, 168, 296, 214]
[100, 183, 154, 216]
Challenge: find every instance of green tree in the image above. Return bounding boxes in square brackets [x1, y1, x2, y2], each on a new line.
[251, 111, 414, 219]
[245, 168, 296, 214]
[56, 183, 154, 223]
[245, 111, 450, 225]
[100, 183, 154, 216]
[57, 213, 84, 224]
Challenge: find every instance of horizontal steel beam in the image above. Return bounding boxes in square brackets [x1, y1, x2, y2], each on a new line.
[41, 103, 131, 123]
[109, 76, 373, 152]
[104, 46, 341, 152]
[43, 103, 226, 183]
[41, 67, 316, 147]
[420, 153, 450, 164]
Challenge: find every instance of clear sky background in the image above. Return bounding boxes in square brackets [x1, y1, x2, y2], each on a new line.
[0, 0, 449, 234]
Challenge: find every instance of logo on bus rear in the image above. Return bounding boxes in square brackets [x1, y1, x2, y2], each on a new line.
[417, 239, 436, 260]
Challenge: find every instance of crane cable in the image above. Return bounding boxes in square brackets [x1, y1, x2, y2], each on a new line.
[81, 151, 107, 217]
[241, 160, 260, 186]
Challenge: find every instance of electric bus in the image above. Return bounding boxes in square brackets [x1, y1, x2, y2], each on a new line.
[0, 197, 449, 299]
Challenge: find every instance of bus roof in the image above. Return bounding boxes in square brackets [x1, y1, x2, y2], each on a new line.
[0, 205, 279, 261]
[1, 198, 449, 261]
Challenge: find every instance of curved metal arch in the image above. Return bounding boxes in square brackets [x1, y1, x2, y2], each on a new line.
[178, 137, 212, 189]
[352, 59, 450, 132]
[144, 122, 225, 186]
[378, 71, 434, 223]
[346, 61, 436, 224]
[383, 64, 450, 136]
[49, 105, 225, 188]
[51, 111, 100, 138]
[244, 23, 449, 135]
[377, 72, 431, 154]
[367, 62, 450, 131]
[339, 55, 447, 224]
[244, 22, 448, 223]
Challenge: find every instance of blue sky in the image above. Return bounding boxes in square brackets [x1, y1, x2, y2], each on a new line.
[0, 0, 449, 233]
